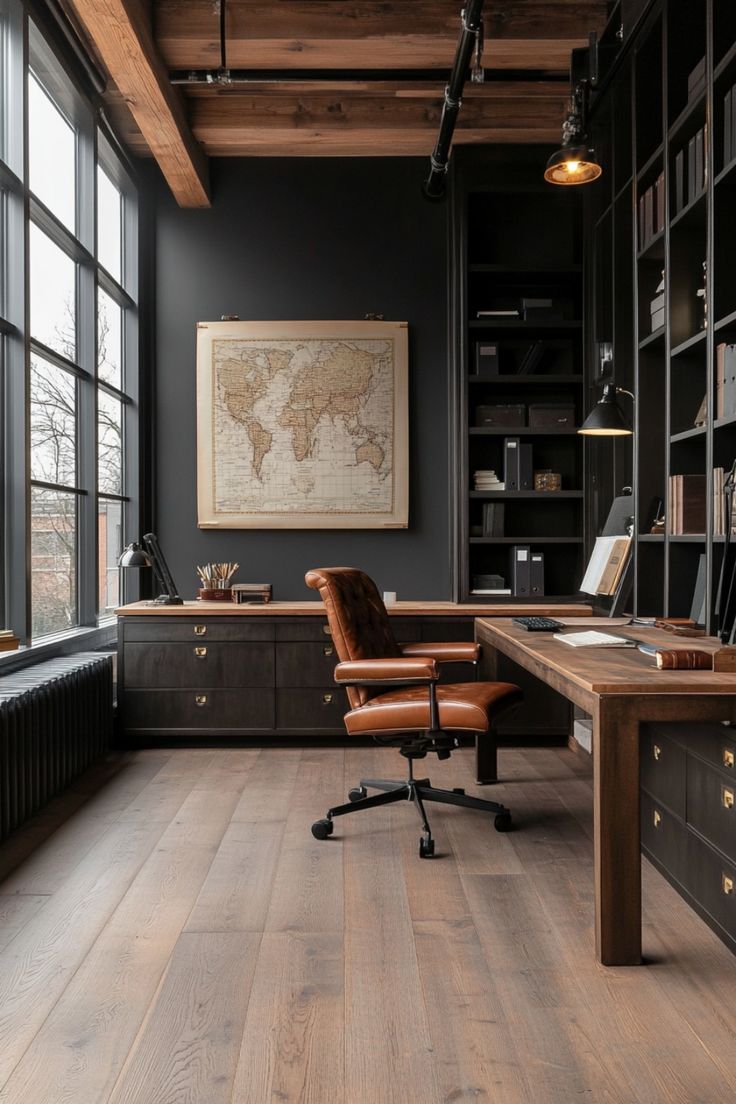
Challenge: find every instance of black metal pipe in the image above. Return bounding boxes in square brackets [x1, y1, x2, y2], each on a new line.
[423, 0, 485, 199]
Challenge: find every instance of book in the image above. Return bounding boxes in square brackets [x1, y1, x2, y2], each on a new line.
[517, 341, 546, 375]
[470, 588, 512, 595]
[579, 535, 631, 595]
[476, 309, 520, 318]
[554, 630, 637, 648]
[597, 538, 631, 596]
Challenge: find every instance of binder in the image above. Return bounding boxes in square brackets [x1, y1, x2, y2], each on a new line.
[504, 437, 520, 490]
[530, 552, 545, 596]
[510, 545, 531, 596]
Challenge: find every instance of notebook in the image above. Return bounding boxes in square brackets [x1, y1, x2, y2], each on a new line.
[554, 631, 637, 648]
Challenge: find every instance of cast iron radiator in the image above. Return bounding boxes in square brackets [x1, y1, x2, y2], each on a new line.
[0, 652, 113, 842]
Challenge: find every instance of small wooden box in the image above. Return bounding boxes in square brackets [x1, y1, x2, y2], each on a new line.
[534, 470, 562, 491]
[528, 403, 575, 428]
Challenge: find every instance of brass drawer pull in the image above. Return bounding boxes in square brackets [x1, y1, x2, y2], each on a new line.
[724, 875, 734, 896]
[653, 744, 661, 761]
[725, 749, 735, 770]
[194, 625, 207, 636]
[322, 693, 333, 705]
[723, 788, 734, 810]
[194, 647, 207, 658]
[323, 645, 334, 657]
[653, 809, 661, 828]
[195, 694, 208, 706]
[322, 625, 332, 636]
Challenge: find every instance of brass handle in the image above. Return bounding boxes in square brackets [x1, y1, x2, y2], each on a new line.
[653, 744, 661, 761]
[194, 647, 207, 658]
[723, 788, 734, 810]
[322, 625, 332, 636]
[194, 625, 207, 636]
[725, 749, 735, 770]
[653, 809, 662, 828]
[195, 694, 208, 706]
[322, 693, 333, 705]
[323, 645, 334, 656]
[724, 875, 734, 896]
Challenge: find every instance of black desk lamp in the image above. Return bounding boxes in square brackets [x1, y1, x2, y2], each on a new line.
[118, 532, 183, 605]
[578, 384, 634, 436]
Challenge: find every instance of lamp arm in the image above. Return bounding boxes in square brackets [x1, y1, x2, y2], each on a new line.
[615, 387, 635, 402]
[142, 532, 180, 600]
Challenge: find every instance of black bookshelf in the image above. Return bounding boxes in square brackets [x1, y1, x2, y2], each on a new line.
[450, 150, 585, 602]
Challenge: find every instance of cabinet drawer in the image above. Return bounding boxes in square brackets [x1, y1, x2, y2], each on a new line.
[276, 642, 341, 687]
[641, 791, 687, 885]
[687, 723, 736, 778]
[276, 688, 349, 732]
[687, 756, 736, 864]
[121, 689, 275, 732]
[123, 619, 275, 643]
[685, 830, 736, 944]
[124, 643, 274, 689]
[640, 727, 686, 818]
[274, 620, 333, 642]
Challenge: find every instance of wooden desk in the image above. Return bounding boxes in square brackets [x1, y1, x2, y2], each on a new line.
[475, 617, 736, 966]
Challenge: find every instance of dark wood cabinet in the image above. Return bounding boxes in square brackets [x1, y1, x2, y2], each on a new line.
[641, 721, 736, 953]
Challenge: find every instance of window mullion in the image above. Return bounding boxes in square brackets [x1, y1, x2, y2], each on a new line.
[75, 112, 96, 627]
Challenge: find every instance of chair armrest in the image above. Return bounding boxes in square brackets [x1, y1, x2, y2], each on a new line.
[400, 641, 480, 664]
[334, 657, 439, 684]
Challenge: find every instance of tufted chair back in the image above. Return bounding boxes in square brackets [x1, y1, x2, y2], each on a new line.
[305, 567, 400, 708]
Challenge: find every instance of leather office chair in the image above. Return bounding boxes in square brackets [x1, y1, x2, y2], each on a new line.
[305, 567, 522, 857]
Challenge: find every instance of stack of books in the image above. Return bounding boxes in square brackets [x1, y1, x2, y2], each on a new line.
[0, 628, 20, 652]
[668, 474, 706, 535]
[473, 470, 504, 491]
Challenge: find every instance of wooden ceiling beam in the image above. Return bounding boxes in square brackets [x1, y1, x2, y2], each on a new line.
[154, 0, 607, 72]
[65, 0, 210, 206]
[176, 82, 566, 157]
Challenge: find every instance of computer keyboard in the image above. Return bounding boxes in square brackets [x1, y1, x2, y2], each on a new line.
[512, 616, 565, 632]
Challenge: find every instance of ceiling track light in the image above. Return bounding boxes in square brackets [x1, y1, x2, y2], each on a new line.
[544, 34, 602, 186]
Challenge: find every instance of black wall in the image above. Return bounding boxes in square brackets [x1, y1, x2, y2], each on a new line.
[147, 157, 451, 601]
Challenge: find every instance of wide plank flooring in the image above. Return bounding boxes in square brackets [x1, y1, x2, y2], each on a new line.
[1, 745, 736, 1103]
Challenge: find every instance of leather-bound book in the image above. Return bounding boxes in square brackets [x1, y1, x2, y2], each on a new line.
[654, 649, 712, 671]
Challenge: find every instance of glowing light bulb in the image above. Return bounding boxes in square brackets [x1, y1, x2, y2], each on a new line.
[566, 161, 580, 174]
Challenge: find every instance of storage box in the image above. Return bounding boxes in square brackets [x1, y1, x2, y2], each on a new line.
[476, 403, 526, 428]
[528, 403, 575, 428]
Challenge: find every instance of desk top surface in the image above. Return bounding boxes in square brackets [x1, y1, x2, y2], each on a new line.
[476, 617, 736, 696]
[116, 600, 591, 619]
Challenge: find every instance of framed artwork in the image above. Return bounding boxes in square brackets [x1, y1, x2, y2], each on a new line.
[196, 319, 408, 528]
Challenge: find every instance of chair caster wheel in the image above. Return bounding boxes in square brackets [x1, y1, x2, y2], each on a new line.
[311, 818, 334, 840]
[452, 787, 466, 795]
[419, 835, 435, 858]
[348, 786, 367, 802]
[494, 812, 512, 832]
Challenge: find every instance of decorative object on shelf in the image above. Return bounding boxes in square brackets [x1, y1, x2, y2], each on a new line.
[578, 384, 633, 436]
[118, 533, 184, 606]
[231, 583, 272, 604]
[544, 40, 602, 186]
[650, 272, 665, 332]
[696, 261, 708, 329]
[196, 319, 408, 529]
[534, 470, 562, 492]
[196, 561, 239, 600]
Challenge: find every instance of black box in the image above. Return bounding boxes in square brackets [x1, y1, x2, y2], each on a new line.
[504, 437, 520, 490]
[474, 342, 499, 375]
[528, 403, 576, 428]
[476, 403, 525, 428]
[530, 552, 545, 596]
[510, 546, 531, 597]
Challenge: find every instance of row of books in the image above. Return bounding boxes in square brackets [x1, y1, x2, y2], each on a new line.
[638, 173, 665, 251]
[668, 473, 706, 535]
[673, 127, 706, 216]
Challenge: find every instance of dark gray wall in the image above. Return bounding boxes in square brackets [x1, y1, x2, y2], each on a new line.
[147, 158, 451, 601]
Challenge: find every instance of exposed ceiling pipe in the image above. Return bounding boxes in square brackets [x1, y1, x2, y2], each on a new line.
[423, 0, 485, 200]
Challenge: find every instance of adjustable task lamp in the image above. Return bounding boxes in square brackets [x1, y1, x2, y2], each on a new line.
[578, 384, 633, 436]
[544, 36, 602, 187]
[118, 532, 183, 606]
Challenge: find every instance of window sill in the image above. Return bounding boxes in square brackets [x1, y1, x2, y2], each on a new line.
[0, 622, 117, 675]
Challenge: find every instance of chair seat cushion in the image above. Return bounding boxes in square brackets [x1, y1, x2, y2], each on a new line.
[343, 681, 522, 736]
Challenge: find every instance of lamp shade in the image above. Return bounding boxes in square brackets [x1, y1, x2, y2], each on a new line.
[544, 144, 602, 186]
[118, 542, 151, 568]
[578, 384, 633, 436]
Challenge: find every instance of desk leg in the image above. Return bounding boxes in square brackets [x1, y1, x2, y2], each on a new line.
[475, 638, 498, 784]
[594, 698, 642, 966]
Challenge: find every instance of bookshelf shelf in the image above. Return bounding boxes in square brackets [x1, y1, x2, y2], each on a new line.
[468, 319, 582, 331]
[468, 427, 579, 437]
[671, 425, 706, 443]
[637, 143, 664, 181]
[468, 374, 583, 385]
[469, 490, 584, 499]
[469, 537, 583, 545]
[639, 327, 666, 350]
[671, 330, 707, 358]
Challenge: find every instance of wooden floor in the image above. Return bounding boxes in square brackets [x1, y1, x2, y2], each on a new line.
[1, 746, 736, 1103]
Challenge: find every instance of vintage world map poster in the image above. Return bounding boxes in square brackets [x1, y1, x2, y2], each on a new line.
[196, 320, 408, 528]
